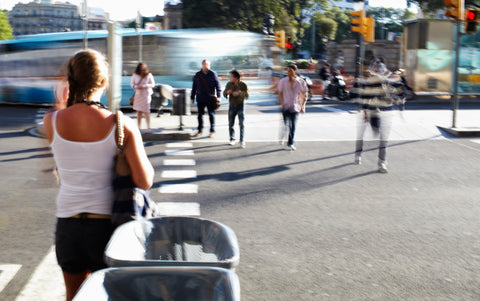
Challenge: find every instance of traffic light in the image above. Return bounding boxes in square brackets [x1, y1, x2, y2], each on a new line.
[444, 0, 464, 20]
[274, 30, 285, 49]
[351, 9, 366, 35]
[351, 10, 375, 43]
[365, 17, 375, 43]
[465, 8, 479, 33]
[285, 36, 292, 50]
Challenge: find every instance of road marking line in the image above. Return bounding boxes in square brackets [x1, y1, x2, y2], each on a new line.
[471, 139, 480, 144]
[0, 264, 22, 294]
[15, 246, 65, 301]
[156, 202, 201, 216]
[159, 184, 198, 194]
[166, 142, 193, 148]
[165, 150, 195, 156]
[161, 170, 197, 179]
[163, 159, 196, 166]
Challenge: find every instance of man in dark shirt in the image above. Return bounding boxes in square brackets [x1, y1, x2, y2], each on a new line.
[191, 59, 222, 138]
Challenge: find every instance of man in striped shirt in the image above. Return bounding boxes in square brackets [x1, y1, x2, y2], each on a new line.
[352, 65, 404, 173]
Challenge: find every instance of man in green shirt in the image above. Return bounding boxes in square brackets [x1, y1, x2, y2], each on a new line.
[223, 70, 249, 148]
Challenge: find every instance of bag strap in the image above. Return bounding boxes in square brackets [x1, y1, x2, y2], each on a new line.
[135, 74, 147, 89]
[115, 111, 125, 150]
[199, 73, 213, 95]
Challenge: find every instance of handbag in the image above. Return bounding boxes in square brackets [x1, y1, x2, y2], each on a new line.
[199, 73, 220, 110]
[111, 111, 159, 227]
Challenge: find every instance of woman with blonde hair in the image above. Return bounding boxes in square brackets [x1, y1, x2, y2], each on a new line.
[43, 49, 154, 301]
[131, 62, 155, 133]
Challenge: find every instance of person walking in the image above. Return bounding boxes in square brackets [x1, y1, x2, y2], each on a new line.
[278, 64, 308, 151]
[353, 64, 403, 173]
[319, 62, 331, 100]
[43, 50, 154, 301]
[131, 62, 155, 133]
[224, 70, 249, 148]
[191, 59, 222, 138]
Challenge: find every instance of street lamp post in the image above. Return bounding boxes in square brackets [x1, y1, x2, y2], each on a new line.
[136, 11, 143, 62]
[82, 0, 88, 49]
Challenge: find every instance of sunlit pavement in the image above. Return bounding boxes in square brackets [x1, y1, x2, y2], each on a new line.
[1, 104, 480, 300]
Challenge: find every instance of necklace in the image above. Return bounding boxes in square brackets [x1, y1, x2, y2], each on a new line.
[76, 99, 107, 109]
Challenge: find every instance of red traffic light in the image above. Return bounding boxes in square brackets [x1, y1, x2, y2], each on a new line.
[467, 10, 478, 20]
[285, 43, 292, 49]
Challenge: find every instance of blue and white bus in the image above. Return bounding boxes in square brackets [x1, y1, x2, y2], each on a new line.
[0, 28, 267, 106]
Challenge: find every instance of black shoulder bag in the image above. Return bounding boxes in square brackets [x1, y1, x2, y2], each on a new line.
[199, 73, 220, 111]
[111, 111, 159, 228]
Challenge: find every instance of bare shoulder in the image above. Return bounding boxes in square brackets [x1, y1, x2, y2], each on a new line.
[122, 114, 140, 138]
[43, 109, 57, 142]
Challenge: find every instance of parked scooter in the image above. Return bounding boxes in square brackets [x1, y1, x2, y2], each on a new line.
[327, 71, 349, 101]
[298, 75, 313, 102]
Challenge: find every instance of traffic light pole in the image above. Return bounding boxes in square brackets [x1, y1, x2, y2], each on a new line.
[354, 33, 364, 80]
[452, 20, 461, 128]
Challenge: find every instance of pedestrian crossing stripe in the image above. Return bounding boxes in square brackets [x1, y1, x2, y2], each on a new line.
[166, 142, 193, 148]
[15, 246, 64, 301]
[161, 170, 197, 179]
[164, 150, 195, 156]
[0, 264, 21, 295]
[163, 159, 196, 166]
[156, 202, 201, 216]
[159, 184, 198, 194]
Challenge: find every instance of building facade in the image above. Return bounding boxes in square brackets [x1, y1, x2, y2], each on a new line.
[163, 3, 183, 30]
[87, 7, 109, 31]
[9, 0, 82, 36]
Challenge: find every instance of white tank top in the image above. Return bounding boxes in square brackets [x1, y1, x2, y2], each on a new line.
[50, 111, 117, 218]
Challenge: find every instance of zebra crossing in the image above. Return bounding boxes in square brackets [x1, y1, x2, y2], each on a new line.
[156, 142, 201, 216]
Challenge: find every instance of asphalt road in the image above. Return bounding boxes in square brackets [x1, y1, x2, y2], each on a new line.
[1, 103, 480, 300]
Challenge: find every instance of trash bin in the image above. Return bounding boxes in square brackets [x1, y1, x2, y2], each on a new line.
[172, 88, 191, 116]
[150, 84, 169, 113]
[73, 266, 241, 301]
[105, 217, 240, 270]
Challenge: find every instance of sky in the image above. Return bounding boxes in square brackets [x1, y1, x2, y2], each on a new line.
[0, 0, 415, 21]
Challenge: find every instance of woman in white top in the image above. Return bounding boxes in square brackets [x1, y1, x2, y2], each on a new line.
[131, 62, 155, 133]
[43, 50, 154, 301]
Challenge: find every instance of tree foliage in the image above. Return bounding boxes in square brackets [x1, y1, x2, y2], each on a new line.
[182, 0, 328, 51]
[0, 10, 13, 40]
[323, 7, 353, 43]
[367, 7, 416, 40]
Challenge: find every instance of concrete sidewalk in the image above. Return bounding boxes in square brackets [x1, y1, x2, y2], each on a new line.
[131, 107, 480, 143]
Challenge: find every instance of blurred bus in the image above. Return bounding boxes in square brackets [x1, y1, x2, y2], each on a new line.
[0, 28, 267, 106]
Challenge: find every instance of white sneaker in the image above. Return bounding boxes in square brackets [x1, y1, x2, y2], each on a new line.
[378, 161, 388, 173]
[240, 141, 246, 148]
[289, 145, 296, 151]
[354, 155, 362, 165]
[229, 140, 236, 146]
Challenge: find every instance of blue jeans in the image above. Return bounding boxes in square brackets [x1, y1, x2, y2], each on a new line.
[197, 102, 215, 133]
[282, 110, 299, 146]
[229, 104, 245, 142]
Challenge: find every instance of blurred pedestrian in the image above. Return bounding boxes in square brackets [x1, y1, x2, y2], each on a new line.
[43, 50, 154, 301]
[352, 64, 403, 173]
[278, 64, 308, 151]
[319, 62, 331, 100]
[191, 59, 222, 138]
[131, 62, 155, 133]
[224, 70, 249, 148]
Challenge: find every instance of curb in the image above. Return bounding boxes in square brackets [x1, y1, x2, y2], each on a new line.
[438, 126, 480, 138]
